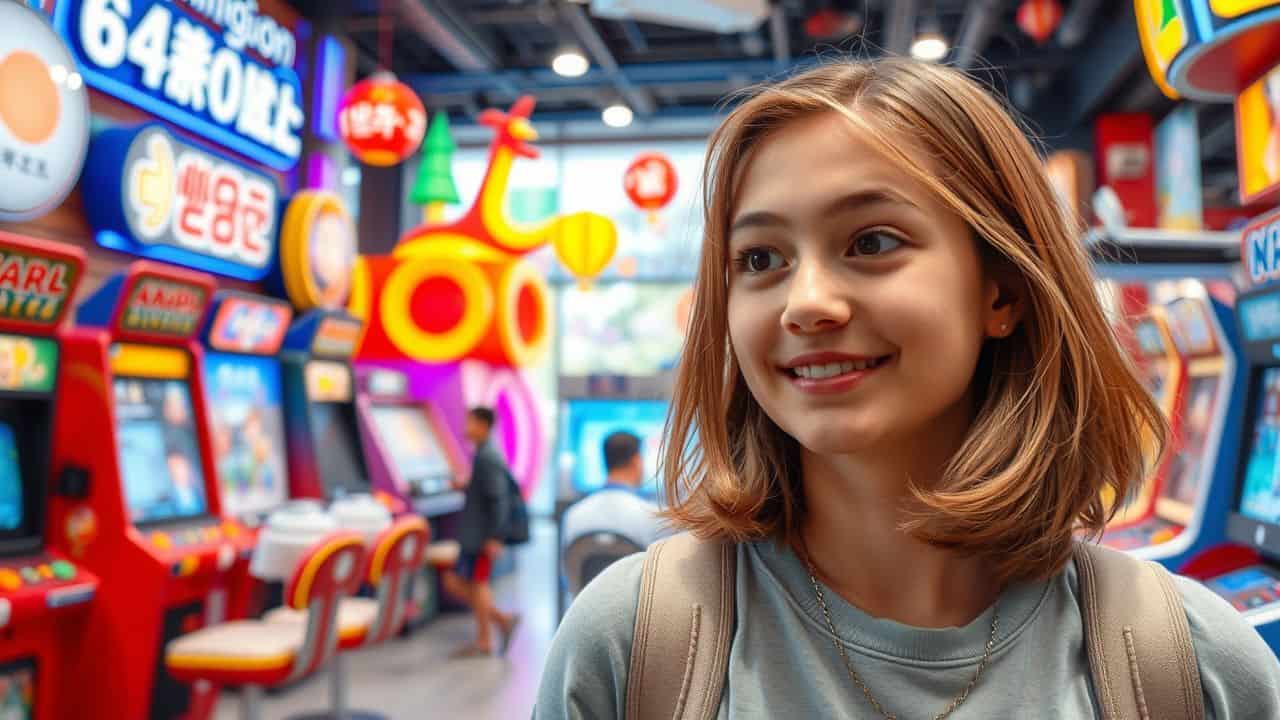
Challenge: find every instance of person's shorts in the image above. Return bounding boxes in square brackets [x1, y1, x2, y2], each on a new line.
[455, 551, 493, 583]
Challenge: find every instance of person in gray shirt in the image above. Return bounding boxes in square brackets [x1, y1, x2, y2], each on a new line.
[535, 57, 1280, 718]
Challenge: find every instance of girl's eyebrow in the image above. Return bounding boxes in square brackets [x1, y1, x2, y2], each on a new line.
[730, 188, 919, 234]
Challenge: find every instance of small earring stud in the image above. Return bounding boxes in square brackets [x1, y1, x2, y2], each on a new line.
[1000, 323, 1009, 331]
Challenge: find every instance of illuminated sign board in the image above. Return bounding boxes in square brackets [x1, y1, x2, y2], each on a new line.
[1241, 292, 1280, 342]
[53, 0, 304, 170]
[305, 360, 351, 402]
[312, 315, 362, 359]
[277, 191, 357, 311]
[0, 2, 91, 221]
[1243, 210, 1280, 287]
[0, 244, 79, 328]
[121, 276, 209, 338]
[207, 294, 291, 355]
[85, 124, 279, 280]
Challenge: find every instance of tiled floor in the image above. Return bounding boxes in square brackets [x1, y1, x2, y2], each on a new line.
[213, 520, 559, 720]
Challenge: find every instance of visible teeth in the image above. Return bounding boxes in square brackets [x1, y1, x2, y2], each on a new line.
[792, 359, 883, 379]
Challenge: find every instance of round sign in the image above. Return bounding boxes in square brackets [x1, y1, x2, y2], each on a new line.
[0, 3, 90, 221]
[338, 73, 427, 167]
[623, 153, 678, 212]
[280, 191, 358, 311]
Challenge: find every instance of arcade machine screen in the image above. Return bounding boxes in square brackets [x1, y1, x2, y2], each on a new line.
[369, 405, 454, 496]
[1160, 375, 1221, 511]
[1134, 319, 1168, 398]
[113, 378, 209, 524]
[1240, 365, 1280, 526]
[563, 399, 669, 496]
[204, 354, 289, 519]
[0, 660, 34, 720]
[309, 403, 370, 498]
[0, 425, 21, 533]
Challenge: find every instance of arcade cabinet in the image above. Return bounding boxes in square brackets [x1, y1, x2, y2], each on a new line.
[1106, 308, 1185, 528]
[1102, 288, 1243, 567]
[359, 368, 466, 518]
[280, 310, 375, 501]
[1192, 280, 1280, 651]
[50, 262, 253, 719]
[199, 291, 295, 526]
[0, 233, 99, 720]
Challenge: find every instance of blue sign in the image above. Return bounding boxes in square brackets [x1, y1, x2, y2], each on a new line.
[1240, 292, 1280, 343]
[84, 124, 280, 281]
[53, 0, 304, 170]
[1243, 211, 1280, 288]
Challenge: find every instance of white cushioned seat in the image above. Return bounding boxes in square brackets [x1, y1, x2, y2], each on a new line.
[166, 620, 303, 669]
[263, 597, 379, 640]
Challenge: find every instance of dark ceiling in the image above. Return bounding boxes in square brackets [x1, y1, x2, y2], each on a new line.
[289, 0, 1242, 205]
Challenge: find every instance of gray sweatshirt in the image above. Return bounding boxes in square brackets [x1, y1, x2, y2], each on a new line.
[534, 539, 1280, 718]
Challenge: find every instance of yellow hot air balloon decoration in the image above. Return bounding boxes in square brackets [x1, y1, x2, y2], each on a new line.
[551, 211, 618, 289]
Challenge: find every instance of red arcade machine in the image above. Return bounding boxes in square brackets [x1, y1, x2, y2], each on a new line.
[50, 261, 253, 719]
[0, 233, 99, 720]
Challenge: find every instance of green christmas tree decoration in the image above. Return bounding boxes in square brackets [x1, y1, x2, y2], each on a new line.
[411, 110, 460, 217]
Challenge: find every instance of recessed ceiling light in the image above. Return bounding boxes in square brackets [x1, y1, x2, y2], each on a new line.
[910, 33, 949, 62]
[602, 104, 633, 128]
[552, 50, 589, 78]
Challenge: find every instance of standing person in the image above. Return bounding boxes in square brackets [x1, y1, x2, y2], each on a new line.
[561, 431, 667, 552]
[534, 58, 1280, 717]
[443, 407, 519, 657]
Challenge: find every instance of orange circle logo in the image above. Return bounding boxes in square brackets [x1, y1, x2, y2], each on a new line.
[0, 50, 60, 144]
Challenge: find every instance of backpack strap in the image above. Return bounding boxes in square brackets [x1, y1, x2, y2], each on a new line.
[626, 533, 735, 720]
[1074, 542, 1205, 720]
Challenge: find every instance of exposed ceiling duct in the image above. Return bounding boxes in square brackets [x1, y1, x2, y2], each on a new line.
[883, 0, 917, 57]
[770, 5, 790, 67]
[953, 0, 1004, 70]
[559, 2, 658, 116]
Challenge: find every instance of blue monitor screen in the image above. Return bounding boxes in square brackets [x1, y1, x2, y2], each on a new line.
[114, 378, 209, 524]
[0, 425, 20, 532]
[1240, 366, 1280, 525]
[369, 405, 454, 496]
[204, 353, 289, 518]
[561, 399, 669, 495]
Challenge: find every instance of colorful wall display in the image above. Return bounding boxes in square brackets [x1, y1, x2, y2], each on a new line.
[274, 190, 357, 312]
[351, 96, 616, 367]
[338, 73, 426, 167]
[53, 0, 305, 170]
[84, 124, 280, 280]
[1134, 0, 1280, 101]
[0, 2, 91, 222]
[1155, 105, 1204, 229]
[1236, 65, 1280, 203]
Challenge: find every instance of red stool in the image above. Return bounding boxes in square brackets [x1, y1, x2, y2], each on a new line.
[164, 532, 367, 720]
[264, 516, 430, 719]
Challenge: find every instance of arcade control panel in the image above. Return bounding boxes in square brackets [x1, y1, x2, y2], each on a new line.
[1102, 517, 1183, 551]
[1206, 566, 1280, 614]
[0, 552, 97, 626]
[138, 519, 252, 577]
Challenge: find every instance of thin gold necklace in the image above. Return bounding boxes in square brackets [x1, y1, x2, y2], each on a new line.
[800, 552, 1000, 720]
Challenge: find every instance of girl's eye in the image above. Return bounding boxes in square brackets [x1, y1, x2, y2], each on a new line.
[735, 247, 786, 274]
[850, 231, 903, 257]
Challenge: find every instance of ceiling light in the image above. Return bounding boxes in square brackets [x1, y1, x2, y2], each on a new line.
[602, 104, 633, 128]
[552, 50, 589, 78]
[910, 33, 949, 62]
[341, 166, 362, 186]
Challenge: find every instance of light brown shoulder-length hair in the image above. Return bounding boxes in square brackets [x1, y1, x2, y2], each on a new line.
[661, 57, 1167, 585]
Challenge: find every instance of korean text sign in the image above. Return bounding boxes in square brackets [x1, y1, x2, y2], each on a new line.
[85, 124, 279, 281]
[53, 0, 304, 170]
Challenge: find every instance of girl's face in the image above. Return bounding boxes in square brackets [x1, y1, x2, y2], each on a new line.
[727, 112, 1002, 457]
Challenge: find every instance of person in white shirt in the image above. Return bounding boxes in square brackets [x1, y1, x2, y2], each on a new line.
[561, 431, 666, 551]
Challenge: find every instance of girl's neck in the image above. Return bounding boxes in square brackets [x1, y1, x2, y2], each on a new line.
[797, 426, 999, 629]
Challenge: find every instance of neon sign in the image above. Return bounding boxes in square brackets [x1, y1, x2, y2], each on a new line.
[121, 276, 208, 337]
[53, 0, 304, 170]
[85, 124, 279, 280]
[312, 315, 362, 358]
[207, 294, 291, 355]
[0, 248, 76, 326]
[1243, 210, 1280, 287]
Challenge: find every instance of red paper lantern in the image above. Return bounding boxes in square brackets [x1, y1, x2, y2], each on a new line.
[623, 153, 678, 212]
[338, 73, 427, 167]
[1016, 0, 1063, 45]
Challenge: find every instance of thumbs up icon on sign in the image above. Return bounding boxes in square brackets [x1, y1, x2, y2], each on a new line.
[128, 131, 175, 240]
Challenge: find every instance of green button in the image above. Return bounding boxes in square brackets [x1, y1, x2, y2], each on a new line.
[51, 561, 75, 580]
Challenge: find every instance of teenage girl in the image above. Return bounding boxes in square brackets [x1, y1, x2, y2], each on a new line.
[534, 58, 1280, 718]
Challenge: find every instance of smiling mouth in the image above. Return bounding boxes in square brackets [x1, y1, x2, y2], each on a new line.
[783, 355, 892, 380]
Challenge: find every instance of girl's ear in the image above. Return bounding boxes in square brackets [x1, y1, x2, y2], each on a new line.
[983, 267, 1027, 339]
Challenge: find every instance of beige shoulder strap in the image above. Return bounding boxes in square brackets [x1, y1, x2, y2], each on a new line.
[625, 533, 736, 720]
[1074, 542, 1205, 720]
